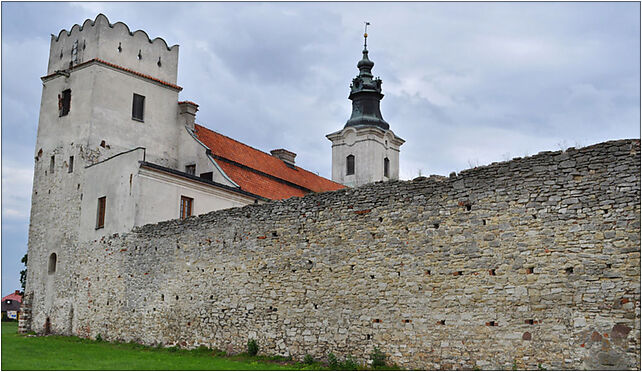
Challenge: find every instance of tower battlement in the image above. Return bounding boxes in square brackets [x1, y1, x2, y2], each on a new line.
[48, 14, 179, 84]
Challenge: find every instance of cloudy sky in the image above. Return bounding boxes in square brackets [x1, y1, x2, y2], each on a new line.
[1, 2, 640, 294]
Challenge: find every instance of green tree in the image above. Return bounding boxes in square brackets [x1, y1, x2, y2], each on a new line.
[19, 253, 27, 293]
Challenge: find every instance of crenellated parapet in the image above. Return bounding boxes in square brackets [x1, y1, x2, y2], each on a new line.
[47, 14, 179, 84]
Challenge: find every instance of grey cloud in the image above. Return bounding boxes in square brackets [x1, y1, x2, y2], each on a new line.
[1, 2, 639, 294]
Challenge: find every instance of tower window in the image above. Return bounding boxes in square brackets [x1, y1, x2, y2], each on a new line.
[59, 89, 71, 117]
[346, 155, 355, 175]
[132, 93, 145, 121]
[48, 253, 57, 275]
[68, 156, 74, 173]
[96, 196, 106, 229]
[384, 157, 390, 178]
[180, 196, 193, 219]
[50, 155, 55, 174]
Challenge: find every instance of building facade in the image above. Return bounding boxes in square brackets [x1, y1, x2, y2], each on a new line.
[23, 14, 344, 335]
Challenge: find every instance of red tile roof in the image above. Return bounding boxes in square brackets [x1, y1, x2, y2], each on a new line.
[194, 124, 345, 200]
[41, 59, 183, 91]
[2, 293, 21, 303]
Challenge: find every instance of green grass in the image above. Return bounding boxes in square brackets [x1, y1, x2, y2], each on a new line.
[1, 322, 327, 370]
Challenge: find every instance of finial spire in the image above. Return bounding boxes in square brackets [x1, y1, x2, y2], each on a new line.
[363, 22, 370, 49]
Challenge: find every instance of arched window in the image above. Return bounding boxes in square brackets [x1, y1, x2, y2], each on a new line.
[346, 155, 355, 175]
[384, 157, 390, 178]
[48, 253, 57, 275]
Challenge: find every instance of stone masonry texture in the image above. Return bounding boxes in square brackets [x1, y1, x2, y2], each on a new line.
[29, 139, 641, 370]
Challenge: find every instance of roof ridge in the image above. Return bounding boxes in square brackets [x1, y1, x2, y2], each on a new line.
[41, 58, 182, 91]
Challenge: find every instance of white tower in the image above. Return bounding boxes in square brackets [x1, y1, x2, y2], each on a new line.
[24, 14, 181, 335]
[326, 27, 404, 187]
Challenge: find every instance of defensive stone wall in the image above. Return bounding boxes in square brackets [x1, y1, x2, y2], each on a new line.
[52, 139, 640, 370]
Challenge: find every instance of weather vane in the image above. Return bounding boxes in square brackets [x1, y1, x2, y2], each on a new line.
[364, 21, 370, 48]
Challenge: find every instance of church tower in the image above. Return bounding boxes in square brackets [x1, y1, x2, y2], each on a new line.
[326, 25, 404, 187]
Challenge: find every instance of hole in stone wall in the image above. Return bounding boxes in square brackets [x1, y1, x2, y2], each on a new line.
[100, 140, 106, 148]
[176, 295, 179, 300]
[532, 214, 537, 219]
[370, 274, 375, 279]
[402, 319, 412, 323]
[525, 319, 534, 325]
[379, 217, 383, 222]
[366, 334, 371, 340]
[372, 319, 381, 323]
[439, 320, 446, 325]
[565, 267, 574, 274]
[292, 269, 296, 273]
[526, 267, 534, 274]
[433, 223, 440, 229]
[350, 264, 355, 271]
[77, 184, 80, 189]
[313, 304, 318, 309]
[489, 269, 496, 276]
[425, 270, 431, 275]
[272, 231, 278, 237]
[487, 321, 497, 326]
[161, 294, 164, 301]
[157, 57, 162, 67]
[118, 42, 122, 52]
[137, 50, 142, 60]
[482, 219, 486, 225]
[603, 209, 608, 214]
[210, 295, 213, 300]
[453, 271, 463, 276]
[606, 263, 612, 269]
[397, 271, 401, 277]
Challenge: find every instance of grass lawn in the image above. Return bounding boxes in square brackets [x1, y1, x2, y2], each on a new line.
[1, 322, 327, 370]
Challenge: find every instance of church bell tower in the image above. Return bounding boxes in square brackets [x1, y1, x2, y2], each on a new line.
[326, 24, 404, 187]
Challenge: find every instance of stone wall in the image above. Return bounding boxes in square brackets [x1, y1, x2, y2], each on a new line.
[47, 139, 640, 370]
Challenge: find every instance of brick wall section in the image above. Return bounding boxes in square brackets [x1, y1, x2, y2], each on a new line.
[52, 139, 640, 370]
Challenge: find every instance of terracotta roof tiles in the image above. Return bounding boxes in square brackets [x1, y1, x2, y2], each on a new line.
[194, 124, 344, 200]
[1, 293, 22, 303]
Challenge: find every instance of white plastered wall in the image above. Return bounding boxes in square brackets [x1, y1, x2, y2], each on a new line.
[135, 167, 255, 227]
[327, 126, 404, 187]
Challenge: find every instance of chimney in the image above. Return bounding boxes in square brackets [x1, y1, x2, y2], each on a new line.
[178, 101, 199, 130]
[270, 149, 296, 166]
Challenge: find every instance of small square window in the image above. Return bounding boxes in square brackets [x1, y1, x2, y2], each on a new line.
[185, 164, 196, 175]
[132, 93, 145, 121]
[96, 196, 106, 229]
